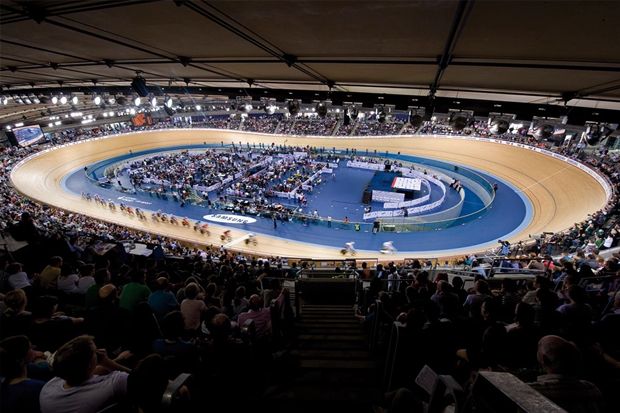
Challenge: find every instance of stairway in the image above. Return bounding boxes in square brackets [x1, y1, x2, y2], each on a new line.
[260, 304, 383, 413]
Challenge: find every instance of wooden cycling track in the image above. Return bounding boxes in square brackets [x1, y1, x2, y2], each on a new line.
[10, 130, 608, 261]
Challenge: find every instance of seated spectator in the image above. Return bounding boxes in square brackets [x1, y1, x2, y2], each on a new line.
[120, 269, 151, 313]
[84, 284, 130, 354]
[463, 280, 491, 319]
[492, 278, 522, 322]
[39, 335, 132, 413]
[1, 289, 33, 338]
[430, 280, 460, 320]
[556, 286, 593, 342]
[57, 263, 80, 294]
[534, 288, 562, 337]
[528, 335, 605, 413]
[0, 335, 47, 413]
[84, 267, 108, 310]
[76, 264, 96, 294]
[151, 311, 200, 376]
[181, 282, 207, 335]
[39, 256, 63, 290]
[451, 276, 468, 305]
[147, 277, 178, 323]
[127, 303, 162, 360]
[28, 296, 83, 353]
[128, 354, 190, 413]
[231, 285, 249, 319]
[504, 302, 541, 369]
[7, 262, 38, 297]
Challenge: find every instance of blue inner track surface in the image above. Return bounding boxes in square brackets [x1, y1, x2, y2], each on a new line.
[61, 144, 531, 255]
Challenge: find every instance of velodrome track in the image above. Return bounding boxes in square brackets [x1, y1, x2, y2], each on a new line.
[9, 130, 609, 261]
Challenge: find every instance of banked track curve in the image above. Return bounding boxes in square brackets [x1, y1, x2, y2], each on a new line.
[10, 130, 609, 261]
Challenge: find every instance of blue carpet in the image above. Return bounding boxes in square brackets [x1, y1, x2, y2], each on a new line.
[61, 144, 531, 254]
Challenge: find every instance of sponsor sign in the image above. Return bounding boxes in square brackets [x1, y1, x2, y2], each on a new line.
[203, 214, 256, 224]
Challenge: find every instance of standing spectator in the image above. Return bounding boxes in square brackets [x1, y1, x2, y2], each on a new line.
[463, 280, 491, 319]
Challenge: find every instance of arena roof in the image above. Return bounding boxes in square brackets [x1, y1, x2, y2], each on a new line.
[1, 0, 619, 126]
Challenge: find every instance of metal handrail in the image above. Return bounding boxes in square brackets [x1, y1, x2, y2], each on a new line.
[383, 321, 404, 392]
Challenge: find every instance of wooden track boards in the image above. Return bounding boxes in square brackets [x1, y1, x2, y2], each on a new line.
[10, 131, 608, 260]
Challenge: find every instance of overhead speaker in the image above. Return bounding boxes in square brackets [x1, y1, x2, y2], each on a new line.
[410, 114, 424, 128]
[288, 100, 300, 116]
[316, 102, 328, 118]
[349, 105, 359, 119]
[131, 75, 149, 97]
[489, 119, 510, 135]
[377, 106, 387, 124]
[450, 114, 468, 131]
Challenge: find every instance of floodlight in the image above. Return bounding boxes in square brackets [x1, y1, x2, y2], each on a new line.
[116, 96, 127, 106]
[151, 96, 157, 107]
[195, 105, 201, 111]
[134, 95, 141, 106]
[488, 119, 510, 135]
[39, 96, 50, 104]
[71, 95, 78, 105]
[264, 103, 276, 114]
[165, 95, 173, 108]
[1, 96, 7, 105]
[450, 113, 469, 131]
[59, 96, 67, 104]
[316, 102, 328, 118]
[93, 95, 101, 105]
[287, 100, 300, 116]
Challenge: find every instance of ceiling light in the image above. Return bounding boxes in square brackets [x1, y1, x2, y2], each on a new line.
[151, 96, 157, 107]
[93, 95, 101, 105]
[31, 95, 40, 104]
[134, 96, 141, 106]
[60, 96, 67, 105]
[287, 100, 300, 116]
[264, 104, 276, 115]
[1, 97, 7, 105]
[48, 123, 53, 127]
[103, 112, 108, 117]
[130, 108, 136, 115]
[71, 95, 78, 105]
[165, 96, 173, 108]
[108, 96, 115, 105]
[51, 96, 58, 105]
[316, 102, 328, 118]
[116, 96, 127, 105]
[109, 111, 114, 117]
[195, 105, 201, 111]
